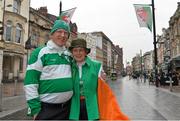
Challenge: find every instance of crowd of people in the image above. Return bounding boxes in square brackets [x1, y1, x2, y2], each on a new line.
[130, 70, 180, 86]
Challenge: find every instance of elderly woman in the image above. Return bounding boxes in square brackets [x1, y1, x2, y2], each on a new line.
[68, 38, 129, 120]
[69, 38, 103, 120]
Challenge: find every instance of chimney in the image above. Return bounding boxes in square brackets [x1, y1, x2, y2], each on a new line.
[38, 6, 48, 16]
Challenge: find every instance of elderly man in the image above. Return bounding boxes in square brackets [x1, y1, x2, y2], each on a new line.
[24, 20, 73, 120]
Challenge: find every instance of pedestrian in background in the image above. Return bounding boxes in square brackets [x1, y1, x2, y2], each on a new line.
[143, 71, 147, 83]
[24, 19, 73, 120]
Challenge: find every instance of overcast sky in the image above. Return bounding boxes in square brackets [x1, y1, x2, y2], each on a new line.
[31, 0, 179, 64]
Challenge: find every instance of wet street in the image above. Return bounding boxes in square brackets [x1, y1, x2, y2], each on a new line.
[109, 76, 180, 120]
[1, 76, 180, 120]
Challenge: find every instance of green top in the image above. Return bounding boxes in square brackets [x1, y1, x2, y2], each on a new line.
[69, 56, 101, 120]
[24, 40, 73, 116]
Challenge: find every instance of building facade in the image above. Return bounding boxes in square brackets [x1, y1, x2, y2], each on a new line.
[132, 54, 141, 74]
[95, 35, 103, 63]
[2, 0, 30, 82]
[143, 51, 154, 74]
[115, 45, 123, 76]
[29, 7, 52, 49]
[91, 32, 110, 74]
[169, 2, 180, 73]
[78, 33, 97, 60]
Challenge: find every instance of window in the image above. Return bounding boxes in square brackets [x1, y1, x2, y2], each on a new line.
[15, 23, 22, 43]
[31, 33, 39, 47]
[5, 20, 12, 41]
[19, 57, 23, 72]
[13, 0, 21, 14]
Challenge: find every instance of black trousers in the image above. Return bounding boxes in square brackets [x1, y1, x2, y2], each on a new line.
[79, 99, 88, 120]
[35, 100, 71, 120]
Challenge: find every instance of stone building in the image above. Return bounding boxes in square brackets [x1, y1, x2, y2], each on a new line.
[132, 54, 141, 73]
[1, 0, 30, 82]
[169, 2, 180, 73]
[28, 7, 53, 49]
[115, 45, 123, 76]
[157, 28, 170, 73]
[143, 51, 154, 73]
[78, 33, 97, 60]
[91, 32, 109, 74]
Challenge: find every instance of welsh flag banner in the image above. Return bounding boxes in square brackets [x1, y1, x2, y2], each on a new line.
[134, 4, 152, 32]
[59, 7, 76, 23]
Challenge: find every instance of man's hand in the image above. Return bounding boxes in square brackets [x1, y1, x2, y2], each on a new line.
[101, 72, 106, 81]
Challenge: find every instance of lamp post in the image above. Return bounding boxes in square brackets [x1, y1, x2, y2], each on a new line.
[151, 0, 159, 87]
[59, 1, 62, 16]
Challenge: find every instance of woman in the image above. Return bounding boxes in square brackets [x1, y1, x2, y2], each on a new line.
[69, 38, 129, 120]
[69, 38, 102, 120]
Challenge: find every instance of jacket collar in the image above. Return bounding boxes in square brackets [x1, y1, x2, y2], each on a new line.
[73, 56, 91, 67]
[47, 40, 66, 52]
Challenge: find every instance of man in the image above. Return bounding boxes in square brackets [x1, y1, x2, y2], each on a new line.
[24, 20, 73, 120]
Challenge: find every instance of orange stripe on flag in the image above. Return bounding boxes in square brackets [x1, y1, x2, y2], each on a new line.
[98, 78, 130, 120]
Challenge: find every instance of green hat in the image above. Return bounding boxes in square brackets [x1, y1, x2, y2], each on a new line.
[50, 20, 70, 34]
[69, 38, 91, 54]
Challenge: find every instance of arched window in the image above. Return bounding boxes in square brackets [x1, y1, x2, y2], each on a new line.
[13, 0, 21, 14]
[15, 23, 23, 43]
[5, 20, 12, 42]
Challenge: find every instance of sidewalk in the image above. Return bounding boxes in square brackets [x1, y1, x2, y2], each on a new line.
[133, 78, 180, 97]
[119, 77, 180, 120]
[0, 82, 27, 118]
[159, 85, 180, 97]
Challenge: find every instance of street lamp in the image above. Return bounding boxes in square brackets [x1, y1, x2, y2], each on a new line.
[151, 0, 159, 87]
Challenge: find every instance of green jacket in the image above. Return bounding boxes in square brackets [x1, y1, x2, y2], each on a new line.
[69, 56, 101, 120]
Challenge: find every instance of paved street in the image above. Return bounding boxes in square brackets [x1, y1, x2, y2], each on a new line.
[0, 77, 180, 120]
[108, 76, 180, 120]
